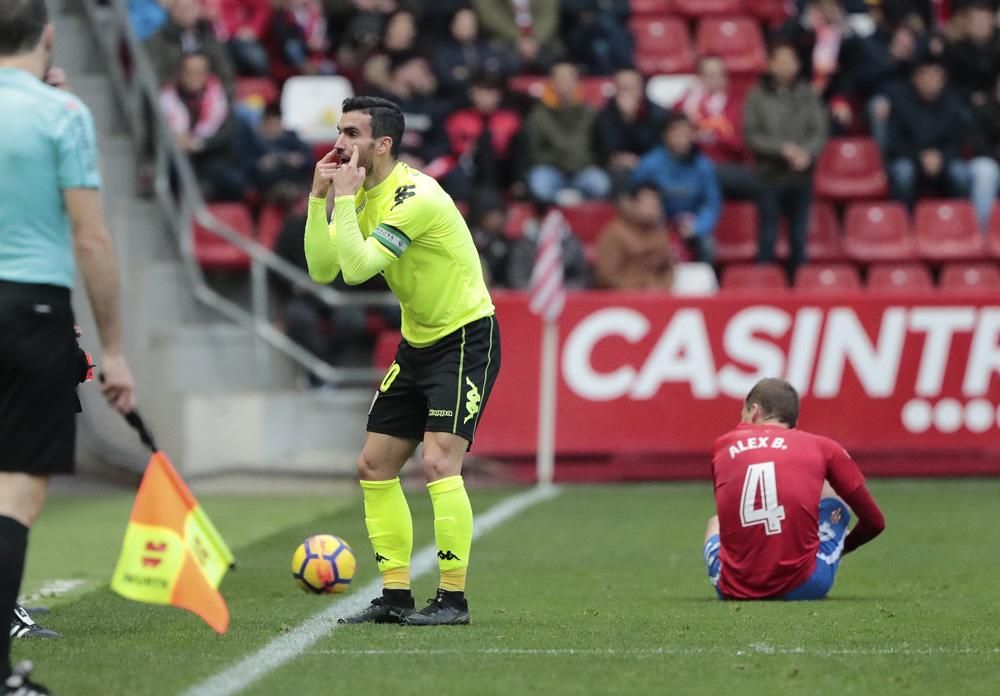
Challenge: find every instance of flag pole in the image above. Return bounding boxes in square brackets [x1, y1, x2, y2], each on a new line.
[536, 318, 558, 488]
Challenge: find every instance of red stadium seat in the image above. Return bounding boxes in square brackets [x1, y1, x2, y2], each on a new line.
[795, 263, 861, 292]
[843, 202, 915, 262]
[940, 263, 1000, 292]
[986, 205, 1000, 258]
[561, 202, 618, 245]
[715, 201, 759, 262]
[234, 77, 279, 107]
[745, 0, 792, 24]
[914, 200, 986, 262]
[258, 205, 286, 250]
[814, 138, 888, 200]
[311, 142, 336, 163]
[673, 0, 743, 17]
[867, 263, 933, 293]
[631, 0, 674, 14]
[373, 330, 402, 370]
[505, 202, 536, 239]
[193, 203, 254, 271]
[720, 264, 787, 291]
[694, 17, 767, 76]
[630, 16, 695, 75]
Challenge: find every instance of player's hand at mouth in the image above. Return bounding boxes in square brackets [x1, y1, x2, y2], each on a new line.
[332, 145, 367, 198]
[311, 148, 342, 199]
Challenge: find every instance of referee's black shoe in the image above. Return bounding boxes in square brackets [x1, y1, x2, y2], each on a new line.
[337, 590, 414, 624]
[4, 661, 52, 696]
[402, 589, 470, 626]
[10, 606, 60, 640]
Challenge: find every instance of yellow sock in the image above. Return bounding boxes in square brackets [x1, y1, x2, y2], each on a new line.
[361, 478, 413, 590]
[427, 475, 472, 592]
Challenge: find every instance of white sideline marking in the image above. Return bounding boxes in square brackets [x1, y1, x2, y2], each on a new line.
[18, 578, 87, 604]
[184, 484, 560, 696]
[310, 646, 1000, 658]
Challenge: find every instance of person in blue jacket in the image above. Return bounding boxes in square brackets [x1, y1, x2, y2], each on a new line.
[630, 112, 721, 264]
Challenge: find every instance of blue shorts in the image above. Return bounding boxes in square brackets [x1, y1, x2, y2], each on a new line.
[704, 498, 851, 601]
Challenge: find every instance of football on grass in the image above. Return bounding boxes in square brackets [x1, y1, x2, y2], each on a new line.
[291, 534, 356, 594]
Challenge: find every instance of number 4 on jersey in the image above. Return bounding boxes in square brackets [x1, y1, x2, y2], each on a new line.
[740, 461, 786, 535]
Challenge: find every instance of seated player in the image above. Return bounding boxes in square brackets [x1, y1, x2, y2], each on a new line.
[704, 378, 885, 600]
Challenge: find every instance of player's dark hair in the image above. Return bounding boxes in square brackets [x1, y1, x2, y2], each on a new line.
[342, 96, 405, 158]
[0, 0, 49, 57]
[745, 378, 800, 427]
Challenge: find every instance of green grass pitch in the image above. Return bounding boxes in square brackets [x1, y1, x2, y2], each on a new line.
[12, 480, 1000, 695]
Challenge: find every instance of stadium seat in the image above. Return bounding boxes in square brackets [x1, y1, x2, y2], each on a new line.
[843, 202, 915, 262]
[986, 205, 1000, 258]
[630, 17, 695, 74]
[774, 201, 844, 262]
[234, 77, 279, 109]
[867, 263, 933, 293]
[373, 330, 402, 370]
[311, 142, 335, 163]
[561, 202, 618, 245]
[914, 200, 986, 262]
[940, 263, 1000, 292]
[281, 76, 354, 143]
[631, 0, 674, 14]
[814, 137, 888, 200]
[720, 264, 787, 291]
[672, 262, 720, 295]
[673, 0, 743, 17]
[258, 205, 286, 250]
[715, 201, 759, 262]
[505, 202, 536, 239]
[745, 0, 792, 23]
[694, 17, 767, 75]
[193, 203, 254, 271]
[646, 74, 699, 109]
[795, 263, 862, 292]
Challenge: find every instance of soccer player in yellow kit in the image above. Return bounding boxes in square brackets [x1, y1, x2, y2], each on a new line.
[304, 97, 500, 625]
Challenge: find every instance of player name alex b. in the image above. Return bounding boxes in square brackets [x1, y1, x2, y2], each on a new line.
[727, 436, 789, 459]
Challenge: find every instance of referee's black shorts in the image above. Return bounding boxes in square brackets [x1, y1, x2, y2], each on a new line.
[0, 280, 79, 476]
[367, 315, 501, 447]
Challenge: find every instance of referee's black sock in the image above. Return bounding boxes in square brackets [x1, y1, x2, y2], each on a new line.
[0, 515, 29, 682]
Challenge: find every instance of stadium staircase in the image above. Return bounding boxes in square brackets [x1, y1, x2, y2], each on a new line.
[59, 0, 373, 482]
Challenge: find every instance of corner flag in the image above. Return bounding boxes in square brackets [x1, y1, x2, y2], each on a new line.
[111, 412, 235, 633]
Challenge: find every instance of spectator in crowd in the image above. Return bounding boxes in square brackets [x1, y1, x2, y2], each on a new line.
[363, 9, 418, 92]
[943, 0, 1000, 105]
[440, 74, 522, 202]
[467, 189, 514, 287]
[271, 212, 369, 387]
[203, 0, 271, 76]
[835, 17, 925, 150]
[507, 209, 591, 289]
[524, 62, 611, 204]
[373, 53, 450, 169]
[966, 72, 1000, 227]
[432, 8, 518, 98]
[677, 56, 757, 200]
[778, 0, 849, 95]
[145, 0, 235, 94]
[238, 103, 313, 204]
[560, 0, 633, 75]
[472, 0, 562, 72]
[160, 52, 246, 200]
[593, 184, 676, 291]
[631, 113, 721, 265]
[743, 42, 828, 277]
[128, 0, 168, 41]
[595, 68, 668, 194]
[885, 56, 970, 209]
[262, 0, 331, 82]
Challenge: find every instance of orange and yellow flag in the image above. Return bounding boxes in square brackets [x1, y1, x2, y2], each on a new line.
[111, 451, 235, 633]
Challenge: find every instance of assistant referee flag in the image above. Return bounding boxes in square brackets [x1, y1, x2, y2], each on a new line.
[111, 451, 235, 633]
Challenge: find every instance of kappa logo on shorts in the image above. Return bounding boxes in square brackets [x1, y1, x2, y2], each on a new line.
[463, 376, 481, 424]
[429, 408, 454, 418]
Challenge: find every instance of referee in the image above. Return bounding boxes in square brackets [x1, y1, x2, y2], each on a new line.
[0, 1, 135, 693]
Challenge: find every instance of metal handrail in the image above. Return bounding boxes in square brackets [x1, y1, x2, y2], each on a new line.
[81, 0, 393, 386]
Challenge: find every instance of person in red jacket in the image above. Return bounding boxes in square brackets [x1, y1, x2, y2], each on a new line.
[704, 378, 885, 600]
